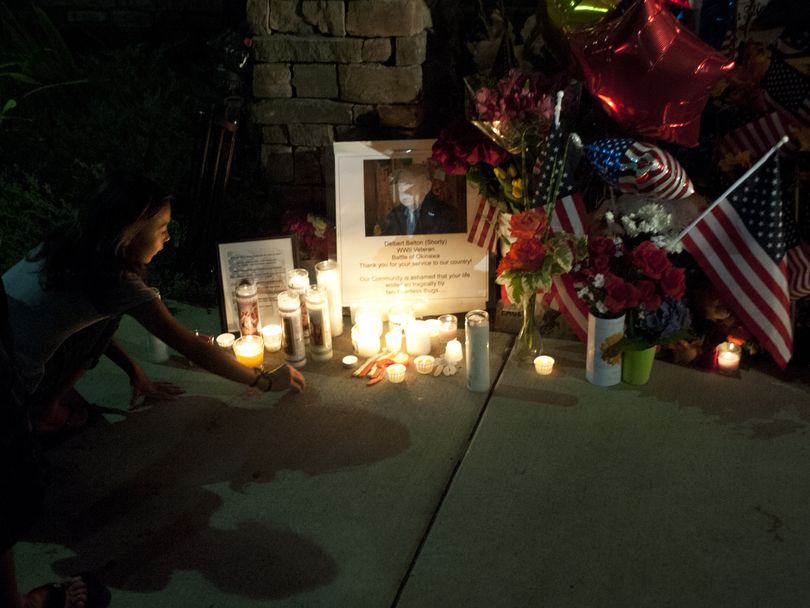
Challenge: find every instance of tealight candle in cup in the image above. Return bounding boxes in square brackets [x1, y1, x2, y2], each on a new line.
[215, 332, 235, 350]
[385, 328, 403, 353]
[715, 341, 741, 375]
[444, 338, 463, 364]
[233, 335, 265, 368]
[414, 355, 435, 374]
[385, 363, 406, 383]
[534, 355, 555, 376]
[437, 314, 458, 342]
[261, 324, 282, 352]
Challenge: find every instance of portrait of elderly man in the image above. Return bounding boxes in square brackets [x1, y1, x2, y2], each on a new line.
[382, 163, 462, 236]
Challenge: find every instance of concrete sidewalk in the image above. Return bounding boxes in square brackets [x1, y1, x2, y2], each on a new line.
[15, 301, 512, 607]
[15, 301, 810, 607]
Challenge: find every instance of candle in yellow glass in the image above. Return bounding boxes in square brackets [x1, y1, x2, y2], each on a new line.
[233, 335, 265, 368]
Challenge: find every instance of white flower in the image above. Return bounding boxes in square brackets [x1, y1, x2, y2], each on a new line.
[592, 273, 605, 288]
[650, 235, 667, 249]
[577, 287, 591, 299]
[604, 210, 615, 223]
[621, 215, 639, 236]
[596, 301, 608, 314]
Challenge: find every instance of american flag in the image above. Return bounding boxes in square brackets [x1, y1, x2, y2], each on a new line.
[681, 152, 793, 368]
[466, 195, 500, 252]
[762, 51, 810, 126]
[585, 139, 694, 200]
[787, 242, 810, 299]
[785, 211, 810, 300]
[717, 111, 794, 159]
[549, 192, 589, 342]
[530, 99, 567, 209]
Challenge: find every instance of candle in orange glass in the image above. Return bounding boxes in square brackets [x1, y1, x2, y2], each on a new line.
[233, 335, 265, 368]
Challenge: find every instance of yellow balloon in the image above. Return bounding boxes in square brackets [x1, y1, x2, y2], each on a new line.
[547, 0, 620, 32]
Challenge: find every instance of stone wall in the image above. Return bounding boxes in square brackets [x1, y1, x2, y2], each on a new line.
[248, 0, 432, 214]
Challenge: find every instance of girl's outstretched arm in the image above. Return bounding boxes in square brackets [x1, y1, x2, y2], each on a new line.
[127, 297, 305, 393]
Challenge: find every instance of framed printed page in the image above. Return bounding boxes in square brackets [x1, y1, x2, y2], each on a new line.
[334, 139, 488, 316]
[216, 236, 297, 333]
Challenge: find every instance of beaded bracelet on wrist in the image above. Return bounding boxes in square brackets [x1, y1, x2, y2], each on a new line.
[250, 369, 273, 392]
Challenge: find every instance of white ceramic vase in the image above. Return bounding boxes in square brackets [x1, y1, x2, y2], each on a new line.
[585, 313, 625, 386]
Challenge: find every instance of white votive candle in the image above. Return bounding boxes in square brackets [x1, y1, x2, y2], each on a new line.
[444, 338, 463, 364]
[716, 342, 741, 374]
[385, 329, 403, 353]
[386, 363, 407, 383]
[388, 304, 414, 333]
[534, 355, 555, 375]
[261, 324, 282, 352]
[405, 320, 431, 356]
[438, 314, 458, 342]
[352, 323, 380, 357]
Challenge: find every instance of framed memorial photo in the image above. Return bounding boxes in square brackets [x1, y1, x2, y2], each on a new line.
[216, 236, 298, 333]
[334, 140, 489, 316]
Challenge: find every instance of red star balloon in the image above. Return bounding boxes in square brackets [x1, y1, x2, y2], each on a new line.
[568, 0, 735, 147]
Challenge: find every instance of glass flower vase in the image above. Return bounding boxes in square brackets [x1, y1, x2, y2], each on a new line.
[515, 291, 543, 364]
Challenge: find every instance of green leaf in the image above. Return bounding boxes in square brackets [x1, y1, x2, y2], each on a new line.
[2, 99, 17, 113]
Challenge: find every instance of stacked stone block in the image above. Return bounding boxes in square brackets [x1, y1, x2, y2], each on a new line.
[249, 0, 431, 211]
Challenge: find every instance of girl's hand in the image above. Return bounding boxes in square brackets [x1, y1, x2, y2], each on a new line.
[267, 364, 306, 393]
[130, 365, 185, 408]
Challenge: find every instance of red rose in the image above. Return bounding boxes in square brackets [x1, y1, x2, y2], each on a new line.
[509, 208, 549, 240]
[632, 241, 670, 279]
[660, 266, 686, 300]
[603, 275, 640, 314]
[481, 139, 510, 166]
[499, 238, 547, 273]
[636, 279, 662, 311]
[588, 236, 615, 259]
[591, 255, 611, 274]
[431, 140, 468, 175]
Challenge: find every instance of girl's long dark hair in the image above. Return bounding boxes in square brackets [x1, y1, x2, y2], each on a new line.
[32, 173, 171, 293]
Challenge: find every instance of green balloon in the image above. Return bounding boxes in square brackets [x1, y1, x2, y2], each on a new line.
[547, 0, 620, 32]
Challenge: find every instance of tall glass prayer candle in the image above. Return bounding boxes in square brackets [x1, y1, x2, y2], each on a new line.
[278, 290, 306, 368]
[405, 320, 431, 356]
[316, 260, 343, 337]
[288, 268, 311, 342]
[465, 310, 490, 392]
[235, 278, 261, 336]
[305, 285, 332, 361]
